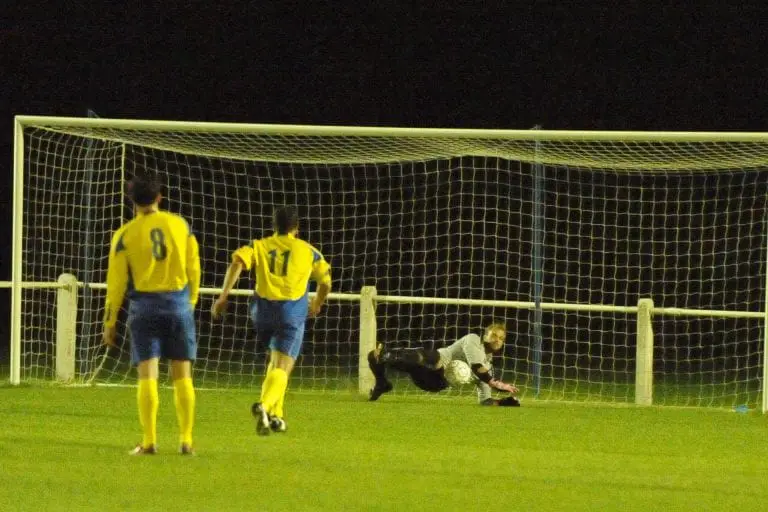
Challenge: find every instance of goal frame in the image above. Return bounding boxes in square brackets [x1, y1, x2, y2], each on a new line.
[8, 115, 768, 412]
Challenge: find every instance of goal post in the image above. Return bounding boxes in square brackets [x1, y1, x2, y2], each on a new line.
[11, 117, 24, 386]
[10, 115, 768, 412]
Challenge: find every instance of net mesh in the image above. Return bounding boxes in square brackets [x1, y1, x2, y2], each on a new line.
[17, 121, 768, 407]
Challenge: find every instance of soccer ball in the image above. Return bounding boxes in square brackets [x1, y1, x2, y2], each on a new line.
[444, 360, 473, 387]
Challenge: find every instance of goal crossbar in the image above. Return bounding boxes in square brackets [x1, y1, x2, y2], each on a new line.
[16, 116, 768, 170]
[15, 115, 768, 142]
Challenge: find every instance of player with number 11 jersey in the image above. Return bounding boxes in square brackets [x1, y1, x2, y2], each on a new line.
[212, 207, 332, 435]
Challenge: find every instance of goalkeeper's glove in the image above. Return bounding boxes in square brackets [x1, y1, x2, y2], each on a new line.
[497, 396, 521, 407]
[480, 397, 521, 407]
[489, 379, 518, 394]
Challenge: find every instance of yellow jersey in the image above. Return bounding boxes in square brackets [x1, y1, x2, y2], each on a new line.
[233, 233, 331, 301]
[104, 210, 201, 327]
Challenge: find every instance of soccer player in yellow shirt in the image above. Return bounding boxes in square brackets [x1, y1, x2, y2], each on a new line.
[102, 173, 201, 455]
[212, 207, 331, 435]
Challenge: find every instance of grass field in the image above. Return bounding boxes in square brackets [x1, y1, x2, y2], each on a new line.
[1, 386, 768, 511]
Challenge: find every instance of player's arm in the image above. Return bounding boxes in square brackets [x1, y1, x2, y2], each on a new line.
[471, 364, 519, 395]
[463, 338, 518, 395]
[475, 365, 520, 406]
[103, 230, 129, 344]
[476, 379, 494, 404]
[309, 249, 332, 317]
[478, 386, 519, 406]
[212, 244, 254, 319]
[186, 233, 201, 308]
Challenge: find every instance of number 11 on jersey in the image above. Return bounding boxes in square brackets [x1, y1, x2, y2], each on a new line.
[268, 250, 290, 276]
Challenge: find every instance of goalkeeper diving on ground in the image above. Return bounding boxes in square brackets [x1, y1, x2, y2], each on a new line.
[368, 322, 521, 406]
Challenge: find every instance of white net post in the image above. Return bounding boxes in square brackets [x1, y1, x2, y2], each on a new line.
[635, 298, 654, 406]
[55, 273, 78, 382]
[358, 286, 377, 395]
[11, 118, 24, 385]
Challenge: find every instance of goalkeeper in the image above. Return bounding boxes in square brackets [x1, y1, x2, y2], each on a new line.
[368, 322, 520, 406]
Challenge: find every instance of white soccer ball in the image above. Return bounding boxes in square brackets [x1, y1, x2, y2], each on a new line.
[444, 360, 473, 387]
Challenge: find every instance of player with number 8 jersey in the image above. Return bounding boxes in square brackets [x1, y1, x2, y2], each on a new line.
[103, 172, 201, 456]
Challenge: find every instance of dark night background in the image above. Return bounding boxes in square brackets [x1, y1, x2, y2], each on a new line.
[3, 3, 768, 398]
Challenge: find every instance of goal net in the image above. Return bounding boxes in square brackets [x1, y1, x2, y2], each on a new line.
[11, 117, 768, 409]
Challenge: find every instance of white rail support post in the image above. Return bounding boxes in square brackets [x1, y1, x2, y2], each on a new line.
[635, 298, 655, 406]
[358, 286, 378, 395]
[56, 273, 79, 382]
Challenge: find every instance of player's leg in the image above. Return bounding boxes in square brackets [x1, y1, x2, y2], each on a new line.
[133, 357, 160, 454]
[260, 358, 274, 403]
[260, 357, 285, 432]
[263, 349, 294, 432]
[380, 346, 441, 368]
[250, 299, 275, 405]
[251, 298, 305, 435]
[269, 348, 292, 428]
[376, 348, 447, 395]
[128, 313, 161, 455]
[249, 299, 276, 434]
[254, 322, 302, 435]
[164, 309, 198, 455]
[406, 366, 450, 393]
[253, 349, 294, 435]
[259, 344, 298, 417]
[170, 361, 195, 455]
[368, 344, 393, 401]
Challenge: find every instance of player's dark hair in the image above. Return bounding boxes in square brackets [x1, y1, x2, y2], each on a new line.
[127, 173, 162, 206]
[273, 207, 299, 234]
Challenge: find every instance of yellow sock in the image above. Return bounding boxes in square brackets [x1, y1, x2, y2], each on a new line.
[137, 378, 159, 448]
[173, 377, 196, 446]
[273, 384, 286, 419]
[260, 362, 274, 403]
[261, 368, 288, 416]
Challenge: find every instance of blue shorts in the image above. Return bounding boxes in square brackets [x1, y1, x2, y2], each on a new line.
[128, 293, 197, 365]
[249, 296, 307, 359]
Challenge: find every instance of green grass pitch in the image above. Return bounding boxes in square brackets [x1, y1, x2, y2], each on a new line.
[1, 386, 767, 511]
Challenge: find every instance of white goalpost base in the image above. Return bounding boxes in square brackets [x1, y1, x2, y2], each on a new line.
[8, 116, 768, 412]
